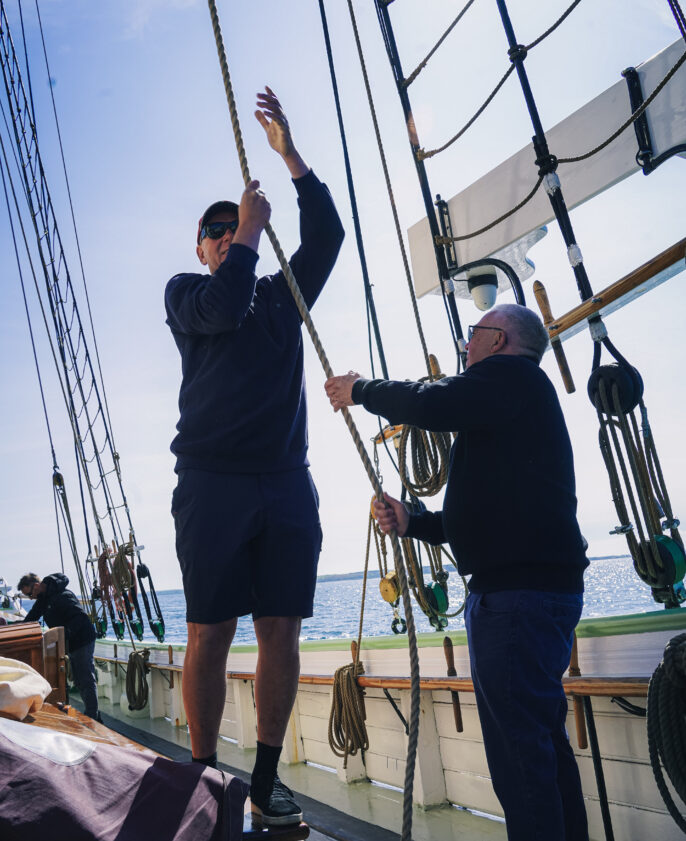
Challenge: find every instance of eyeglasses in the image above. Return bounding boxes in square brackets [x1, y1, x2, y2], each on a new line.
[467, 324, 504, 341]
[200, 219, 239, 241]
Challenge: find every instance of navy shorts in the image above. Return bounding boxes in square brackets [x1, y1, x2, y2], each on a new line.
[171, 467, 322, 624]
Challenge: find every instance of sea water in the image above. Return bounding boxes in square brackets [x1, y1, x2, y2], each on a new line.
[132, 555, 660, 647]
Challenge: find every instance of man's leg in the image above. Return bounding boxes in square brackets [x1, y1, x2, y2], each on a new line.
[183, 618, 237, 761]
[69, 640, 99, 719]
[465, 590, 587, 841]
[253, 615, 301, 745]
[249, 615, 303, 825]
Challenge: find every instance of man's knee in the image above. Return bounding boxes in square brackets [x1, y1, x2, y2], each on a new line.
[254, 616, 301, 651]
[187, 618, 237, 652]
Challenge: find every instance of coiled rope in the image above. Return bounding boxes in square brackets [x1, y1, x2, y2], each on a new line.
[647, 633, 686, 831]
[205, 4, 421, 838]
[126, 648, 150, 711]
[328, 516, 372, 767]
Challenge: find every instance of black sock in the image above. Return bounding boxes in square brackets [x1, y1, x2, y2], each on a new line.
[192, 751, 217, 768]
[252, 741, 282, 781]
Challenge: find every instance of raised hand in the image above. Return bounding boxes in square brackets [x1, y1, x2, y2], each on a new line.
[255, 86, 309, 179]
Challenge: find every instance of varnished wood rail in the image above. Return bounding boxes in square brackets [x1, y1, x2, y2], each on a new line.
[95, 655, 649, 698]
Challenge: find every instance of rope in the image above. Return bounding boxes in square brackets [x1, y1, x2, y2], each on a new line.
[557, 48, 686, 165]
[403, 0, 476, 88]
[206, 5, 421, 839]
[436, 43, 686, 245]
[126, 648, 150, 711]
[327, 516, 372, 766]
[647, 633, 686, 831]
[590, 352, 685, 605]
[419, 0, 584, 160]
[397, 424, 451, 497]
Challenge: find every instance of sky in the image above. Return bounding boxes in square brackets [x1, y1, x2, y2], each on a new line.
[1, 0, 685, 595]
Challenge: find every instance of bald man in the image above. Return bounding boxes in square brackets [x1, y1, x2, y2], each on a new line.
[325, 304, 589, 841]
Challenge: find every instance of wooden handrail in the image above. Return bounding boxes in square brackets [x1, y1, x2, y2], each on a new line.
[95, 655, 649, 698]
[547, 237, 686, 341]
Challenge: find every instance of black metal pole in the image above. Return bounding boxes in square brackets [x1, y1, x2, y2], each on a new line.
[494, 0, 595, 303]
[374, 0, 464, 359]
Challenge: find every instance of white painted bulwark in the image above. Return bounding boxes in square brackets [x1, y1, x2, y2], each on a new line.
[408, 39, 686, 296]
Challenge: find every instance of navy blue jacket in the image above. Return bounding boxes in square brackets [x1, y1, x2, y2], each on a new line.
[24, 573, 95, 651]
[165, 171, 344, 474]
[352, 355, 588, 593]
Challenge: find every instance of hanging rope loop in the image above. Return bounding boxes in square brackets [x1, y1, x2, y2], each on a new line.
[126, 648, 150, 711]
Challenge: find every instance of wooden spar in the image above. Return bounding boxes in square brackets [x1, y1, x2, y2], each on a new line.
[533, 280, 576, 394]
[546, 236, 686, 342]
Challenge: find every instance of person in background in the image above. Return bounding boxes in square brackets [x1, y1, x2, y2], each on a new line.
[324, 304, 589, 841]
[165, 87, 344, 826]
[18, 572, 99, 721]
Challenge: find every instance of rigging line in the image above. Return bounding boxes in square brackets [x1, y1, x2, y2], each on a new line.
[403, 0, 476, 89]
[2, 125, 112, 551]
[318, 0, 390, 380]
[346, 0, 433, 378]
[419, 65, 514, 160]
[0, 20, 123, 505]
[558, 47, 686, 165]
[0, 153, 59, 465]
[438, 174, 544, 242]
[17, 0, 37, 129]
[33, 0, 119, 448]
[206, 4, 420, 839]
[667, 0, 686, 41]
[52, 484, 65, 575]
[419, 0, 583, 160]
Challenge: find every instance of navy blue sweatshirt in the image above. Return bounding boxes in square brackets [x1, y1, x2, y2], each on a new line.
[24, 573, 95, 651]
[352, 355, 588, 593]
[165, 170, 344, 473]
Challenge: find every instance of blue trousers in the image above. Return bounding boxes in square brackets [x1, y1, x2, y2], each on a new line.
[465, 590, 588, 841]
[70, 640, 99, 719]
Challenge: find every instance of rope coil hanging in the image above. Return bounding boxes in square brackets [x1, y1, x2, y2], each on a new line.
[588, 345, 685, 608]
[205, 4, 421, 838]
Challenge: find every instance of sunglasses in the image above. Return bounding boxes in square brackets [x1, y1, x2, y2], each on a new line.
[200, 219, 239, 241]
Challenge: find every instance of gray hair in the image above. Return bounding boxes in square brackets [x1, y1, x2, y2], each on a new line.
[490, 304, 549, 363]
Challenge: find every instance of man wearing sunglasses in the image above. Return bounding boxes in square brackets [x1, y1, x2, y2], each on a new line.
[324, 304, 589, 841]
[165, 87, 344, 826]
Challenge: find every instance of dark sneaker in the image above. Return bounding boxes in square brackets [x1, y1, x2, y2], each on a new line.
[250, 774, 303, 826]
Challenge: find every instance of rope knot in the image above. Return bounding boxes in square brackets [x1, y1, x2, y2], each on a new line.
[507, 43, 528, 63]
[535, 152, 558, 177]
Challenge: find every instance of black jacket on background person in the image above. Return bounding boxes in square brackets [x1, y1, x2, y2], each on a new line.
[23, 573, 95, 651]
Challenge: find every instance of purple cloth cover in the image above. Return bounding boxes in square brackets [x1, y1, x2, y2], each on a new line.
[0, 734, 249, 840]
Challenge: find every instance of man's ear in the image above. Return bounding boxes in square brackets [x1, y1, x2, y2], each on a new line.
[493, 329, 507, 352]
[196, 244, 208, 266]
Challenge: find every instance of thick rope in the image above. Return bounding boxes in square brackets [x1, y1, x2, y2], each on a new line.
[647, 633, 686, 831]
[206, 5, 421, 838]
